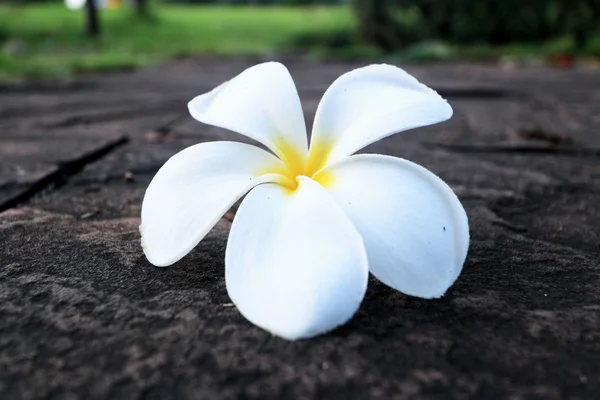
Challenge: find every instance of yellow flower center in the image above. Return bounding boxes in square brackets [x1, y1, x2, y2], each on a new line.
[264, 138, 335, 191]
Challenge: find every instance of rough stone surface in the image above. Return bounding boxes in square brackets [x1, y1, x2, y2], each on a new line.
[0, 59, 599, 399]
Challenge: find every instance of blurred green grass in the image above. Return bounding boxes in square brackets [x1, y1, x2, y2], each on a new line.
[1, 3, 599, 81]
[0, 4, 353, 80]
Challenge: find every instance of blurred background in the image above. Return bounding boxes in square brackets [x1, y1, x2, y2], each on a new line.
[0, 0, 599, 81]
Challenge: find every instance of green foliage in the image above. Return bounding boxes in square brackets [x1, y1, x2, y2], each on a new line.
[2, 1, 600, 81]
[165, 0, 346, 3]
[351, 0, 401, 51]
[0, 4, 353, 80]
[353, 0, 600, 50]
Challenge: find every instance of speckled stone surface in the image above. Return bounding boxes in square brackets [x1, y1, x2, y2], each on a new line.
[0, 59, 599, 399]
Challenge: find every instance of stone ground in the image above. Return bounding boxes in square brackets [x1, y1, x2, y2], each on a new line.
[0, 58, 599, 399]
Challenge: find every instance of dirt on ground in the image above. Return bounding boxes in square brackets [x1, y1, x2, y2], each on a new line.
[0, 58, 599, 399]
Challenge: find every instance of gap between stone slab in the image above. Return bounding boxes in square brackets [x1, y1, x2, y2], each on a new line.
[0, 136, 129, 213]
[436, 87, 518, 100]
[423, 141, 600, 157]
[0, 111, 189, 214]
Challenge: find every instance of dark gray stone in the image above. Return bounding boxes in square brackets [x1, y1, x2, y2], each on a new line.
[0, 59, 599, 399]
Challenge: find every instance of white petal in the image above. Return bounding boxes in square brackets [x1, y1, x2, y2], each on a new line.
[225, 177, 369, 340]
[317, 155, 469, 298]
[188, 62, 308, 175]
[308, 64, 452, 172]
[141, 141, 286, 267]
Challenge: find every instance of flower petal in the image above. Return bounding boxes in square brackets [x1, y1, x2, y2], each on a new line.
[307, 64, 452, 173]
[188, 62, 308, 176]
[225, 177, 369, 340]
[316, 154, 469, 298]
[141, 141, 286, 267]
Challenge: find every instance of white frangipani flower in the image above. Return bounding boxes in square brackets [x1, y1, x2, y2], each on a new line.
[141, 62, 469, 340]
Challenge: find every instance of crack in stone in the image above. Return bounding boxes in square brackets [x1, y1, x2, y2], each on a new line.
[39, 105, 184, 129]
[424, 141, 600, 158]
[0, 136, 129, 212]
